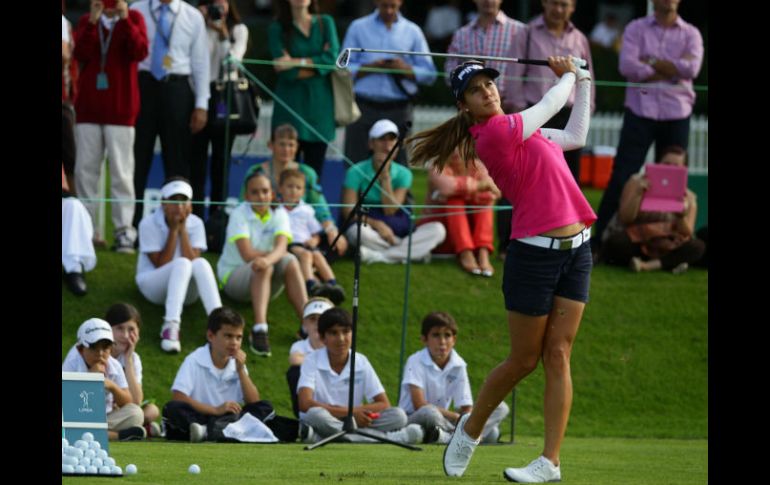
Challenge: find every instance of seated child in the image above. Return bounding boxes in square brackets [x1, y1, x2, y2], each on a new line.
[297, 307, 439, 444]
[286, 297, 333, 417]
[399, 311, 509, 443]
[216, 170, 308, 357]
[161, 307, 297, 442]
[104, 302, 162, 437]
[62, 318, 146, 441]
[278, 169, 345, 305]
[136, 177, 223, 353]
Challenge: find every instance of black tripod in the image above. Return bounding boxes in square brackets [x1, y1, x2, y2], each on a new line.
[305, 123, 419, 451]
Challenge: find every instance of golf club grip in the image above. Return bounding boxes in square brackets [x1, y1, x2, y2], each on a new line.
[518, 59, 590, 70]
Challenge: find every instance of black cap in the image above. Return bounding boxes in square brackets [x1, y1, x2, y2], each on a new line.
[450, 61, 500, 101]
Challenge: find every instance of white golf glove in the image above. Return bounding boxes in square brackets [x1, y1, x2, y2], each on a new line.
[571, 56, 591, 81]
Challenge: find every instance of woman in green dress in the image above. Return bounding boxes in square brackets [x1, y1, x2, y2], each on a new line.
[268, 0, 339, 178]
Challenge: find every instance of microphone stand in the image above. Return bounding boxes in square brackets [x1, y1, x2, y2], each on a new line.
[306, 124, 418, 451]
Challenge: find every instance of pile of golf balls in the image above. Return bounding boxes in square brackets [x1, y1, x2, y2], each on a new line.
[61, 432, 124, 476]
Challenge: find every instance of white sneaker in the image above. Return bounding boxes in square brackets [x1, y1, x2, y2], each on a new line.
[437, 428, 452, 444]
[299, 423, 316, 444]
[359, 246, 390, 264]
[482, 426, 500, 444]
[443, 414, 479, 477]
[160, 320, 181, 353]
[503, 456, 561, 483]
[189, 423, 207, 443]
[386, 424, 423, 444]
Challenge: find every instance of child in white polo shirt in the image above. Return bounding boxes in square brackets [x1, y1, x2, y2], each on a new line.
[286, 297, 333, 417]
[62, 318, 146, 441]
[104, 302, 162, 437]
[297, 308, 439, 444]
[162, 307, 297, 443]
[136, 177, 223, 354]
[217, 170, 308, 357]
[278, 169, 345, 305]
[399, 311, 509, 443]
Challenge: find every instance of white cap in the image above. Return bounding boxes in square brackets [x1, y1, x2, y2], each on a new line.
[303, 299, 334, 319]
[77, 319, 114, 347]
[368, 119, 399, 139]
[161, 180, 193, 200]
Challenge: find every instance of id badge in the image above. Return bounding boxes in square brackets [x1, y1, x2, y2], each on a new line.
[163, 55, 173, 69]
[96, 72, 109, 90]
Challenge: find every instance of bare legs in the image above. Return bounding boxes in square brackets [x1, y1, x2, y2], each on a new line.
[462, 296, 585, 466]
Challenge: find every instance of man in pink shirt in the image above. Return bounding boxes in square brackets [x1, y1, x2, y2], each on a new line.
[593, 0, 703, 259]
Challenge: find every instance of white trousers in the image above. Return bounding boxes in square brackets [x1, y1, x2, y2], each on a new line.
[62, 197, 96, 273]
[407, 402, 509, 443]
[345, 221, 446, 263]
[302, 406, 408, 443]
[135, 258, 222, 323]
[74, 123, 137, 241]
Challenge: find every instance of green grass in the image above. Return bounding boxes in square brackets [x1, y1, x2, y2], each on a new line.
[62, 437, 707, 485]
[64, 171, 707, 482]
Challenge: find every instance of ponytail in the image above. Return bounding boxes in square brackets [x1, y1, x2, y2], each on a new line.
[407, 111, 477, 171]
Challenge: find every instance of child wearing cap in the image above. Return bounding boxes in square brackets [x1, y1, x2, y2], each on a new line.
[104, 303, 162, 437]
[62, 318, 146, 441]
[341, 118, 446, 264]
[217, 170, 307, 357]
[278, 169, 345, 305]
[285, 297, 333, 417]
[162, 307, 298, 443]
[136, 176, 223, 354]
[398, 311, 508, 444]
[297, 308, 440, 445]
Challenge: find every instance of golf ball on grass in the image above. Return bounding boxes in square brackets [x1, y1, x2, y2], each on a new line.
[188, 464, 201, 474]
[125, 464, 138, 475]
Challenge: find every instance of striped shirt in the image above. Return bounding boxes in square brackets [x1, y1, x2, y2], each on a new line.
[510, 15, 595, 113]
[445, 11, 527, 110]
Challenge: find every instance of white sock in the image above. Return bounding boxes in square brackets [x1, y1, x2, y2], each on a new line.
[252, 323, 268, 333]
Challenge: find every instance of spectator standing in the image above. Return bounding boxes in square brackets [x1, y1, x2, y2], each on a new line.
[190, 0, 249, 220]
[268, 0, 339, 178]
[341, 0, 437, 166]
[73, 0, 148, 254]
[130, 0, 210, 228]
[592, 0, 703, 259]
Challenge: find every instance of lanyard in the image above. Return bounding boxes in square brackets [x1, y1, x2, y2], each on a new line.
[149, 0, 178, 50]
[98, 19, 116, 73]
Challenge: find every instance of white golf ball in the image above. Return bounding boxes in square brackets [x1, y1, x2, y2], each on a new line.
[89, 440, 101, 450]
[97, 449, 108, 460]
[66, 446, 84, 459]
[188, 464, 201, 474]
[62, 438, 69, 448]
[74, 465, 86, 474]
[62, 464, 75, 474]
[84, 449, 96, 459]
[125, 464, 138, 475]
[86, 466, 98, 475]
[92, 458, 103, 468]
[104, 457, 116, 467]
[81, 432, 94, 442]
[79, 457, 91, 467]
[111, 466, 122, 475]
[74, 439, 89, 450]
[62, 456, 78, 466]
[99, 465, 112, 475]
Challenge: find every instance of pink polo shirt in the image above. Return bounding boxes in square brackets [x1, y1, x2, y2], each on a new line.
[469, 113, 596, 239]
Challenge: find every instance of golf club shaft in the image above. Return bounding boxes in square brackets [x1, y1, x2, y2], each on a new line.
[336, 47, 587, 69]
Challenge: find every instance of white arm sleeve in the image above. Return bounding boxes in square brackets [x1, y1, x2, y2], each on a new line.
[540, 76, 592, 151]
[520, 72, 576, 141]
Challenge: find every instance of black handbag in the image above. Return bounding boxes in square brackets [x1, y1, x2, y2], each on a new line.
[208, 76, 261, 136]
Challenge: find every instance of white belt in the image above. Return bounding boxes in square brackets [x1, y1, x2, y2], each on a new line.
[517, 227, 591, 251]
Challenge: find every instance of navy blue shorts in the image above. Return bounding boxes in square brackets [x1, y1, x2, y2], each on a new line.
[502, 239, 593, 316]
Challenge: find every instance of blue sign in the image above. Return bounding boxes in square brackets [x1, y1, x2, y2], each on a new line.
[62, 372, 109, 453]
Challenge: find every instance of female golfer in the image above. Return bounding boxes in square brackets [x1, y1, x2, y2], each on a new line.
[408, 56, 593, 482]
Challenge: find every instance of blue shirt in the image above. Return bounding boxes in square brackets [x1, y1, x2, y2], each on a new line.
[341, 10, 437, 102]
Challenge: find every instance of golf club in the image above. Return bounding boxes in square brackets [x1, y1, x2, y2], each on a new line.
[335, 47, 588, 70]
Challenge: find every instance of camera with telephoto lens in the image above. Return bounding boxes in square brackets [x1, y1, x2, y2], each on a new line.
[208, 4, 224, 21]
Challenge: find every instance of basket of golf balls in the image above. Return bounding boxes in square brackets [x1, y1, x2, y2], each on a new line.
[62, 432, 123, 476]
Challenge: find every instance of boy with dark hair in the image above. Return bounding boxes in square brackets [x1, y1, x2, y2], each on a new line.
[399, 311, 508, 443]
[297, 308, 438, 444]
[162, 307, 296, 442]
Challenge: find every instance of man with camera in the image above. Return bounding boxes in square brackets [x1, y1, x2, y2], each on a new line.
[130, 0, 210, 229]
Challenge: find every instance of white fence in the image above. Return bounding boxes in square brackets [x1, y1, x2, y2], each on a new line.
[241, 103, 708, 175]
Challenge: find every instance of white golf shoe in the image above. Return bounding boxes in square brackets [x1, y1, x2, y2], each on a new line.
[386, 424, 424, 444]
[503, 455, 561, 483]
[442, 414, 480, 477]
